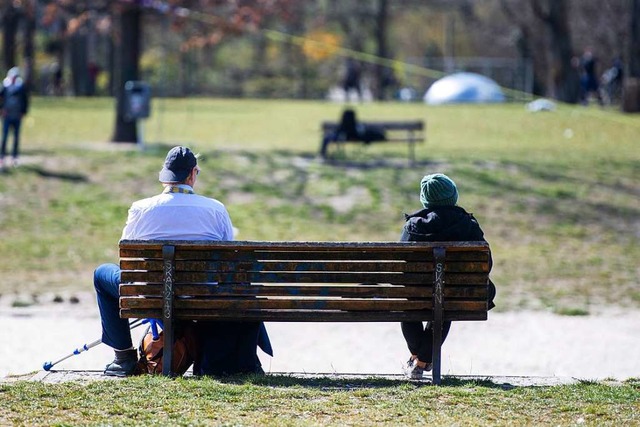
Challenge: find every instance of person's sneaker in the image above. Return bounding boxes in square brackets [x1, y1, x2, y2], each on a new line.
[104, 349, 138, 377]
[403, 357, 423, 379]
[403, 358, 434, 379]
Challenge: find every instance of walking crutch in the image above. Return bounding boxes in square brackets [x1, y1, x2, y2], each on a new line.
[42, 318, 147, 371]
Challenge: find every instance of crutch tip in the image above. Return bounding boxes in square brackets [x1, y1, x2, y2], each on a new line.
[43, 362, 53, 371]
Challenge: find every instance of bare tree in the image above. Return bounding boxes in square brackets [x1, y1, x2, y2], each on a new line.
[530, 0, 580, 103]
[632, 0, 640, 78]
[623, 0, 640, 112]
[1, 1, 22, 71]
[374, 0, 390, 100]
[111, 2, 142, 143]
[1, 0, 35, 96]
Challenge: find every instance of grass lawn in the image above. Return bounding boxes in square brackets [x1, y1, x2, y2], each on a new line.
[1, 376, 639, 426]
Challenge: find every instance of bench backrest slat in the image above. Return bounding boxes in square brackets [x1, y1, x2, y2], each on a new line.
[321, 121, 424, 132]
[120, 271, 488, 285]
[120, 283, 487, 299]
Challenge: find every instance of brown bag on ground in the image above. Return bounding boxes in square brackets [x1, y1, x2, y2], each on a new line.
[136, 321, 199, 375]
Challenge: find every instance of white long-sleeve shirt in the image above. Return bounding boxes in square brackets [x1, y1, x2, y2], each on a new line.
[121, 185, 234, 241]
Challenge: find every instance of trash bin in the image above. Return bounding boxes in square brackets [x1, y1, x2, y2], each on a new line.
[124, 81, 151, 121]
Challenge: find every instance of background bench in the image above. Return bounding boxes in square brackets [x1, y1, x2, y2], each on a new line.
[119, 240, 491, 385]
[320, 120, 425, 163]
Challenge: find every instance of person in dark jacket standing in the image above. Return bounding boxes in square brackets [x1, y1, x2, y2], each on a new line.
[400, 173, 496, 379]
[0, 67, 29, 169]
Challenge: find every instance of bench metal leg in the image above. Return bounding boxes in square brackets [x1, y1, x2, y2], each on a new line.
[432, 247, 446, 385]
[162, 245, 176, 376]
[408, 131, 416, 165]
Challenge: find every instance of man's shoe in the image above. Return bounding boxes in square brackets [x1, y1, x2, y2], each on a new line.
[104, 358, 138, 377]
[104, 349, 138, 377]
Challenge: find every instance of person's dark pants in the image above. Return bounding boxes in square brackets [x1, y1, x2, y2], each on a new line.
[1, 117, 21, 159]
[320, 131, 339, 158]
[94, 263, 133, 350]
[401, 321, 452, 363]
[193, 321, 263, 376]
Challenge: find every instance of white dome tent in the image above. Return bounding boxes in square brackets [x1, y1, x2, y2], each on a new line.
[424, 72, 506, 105]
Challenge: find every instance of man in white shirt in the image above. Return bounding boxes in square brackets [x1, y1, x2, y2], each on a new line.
[94, 146, 267, 376]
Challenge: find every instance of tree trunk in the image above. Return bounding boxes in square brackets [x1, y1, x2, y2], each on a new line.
[623, 0, 640, 112]
[374, 0, 389, 100]
[111, 6, 141, 143]
[70, 29, 89, 96]
[23, 0, 36, 90]
[532, 0, 580, 103]
[2, 4, 21, 70]
[630, 0, 640, 77]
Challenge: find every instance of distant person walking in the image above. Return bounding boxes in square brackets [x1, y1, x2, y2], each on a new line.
[342, 58, 362, 102]
[0, 67, 29, 169]
[400, 173, 496, 379]
[579, 49, 603, 106]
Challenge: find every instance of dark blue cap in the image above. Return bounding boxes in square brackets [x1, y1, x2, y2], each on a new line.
[159, 146, 197, 182]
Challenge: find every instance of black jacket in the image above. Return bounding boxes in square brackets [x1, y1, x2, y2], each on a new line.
[0, 80, 29, 120]
[401, 205, 496, 309]
[401, 205, 486, 242]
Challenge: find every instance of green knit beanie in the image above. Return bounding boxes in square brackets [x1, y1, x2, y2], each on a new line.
[420, 173, 458, 208]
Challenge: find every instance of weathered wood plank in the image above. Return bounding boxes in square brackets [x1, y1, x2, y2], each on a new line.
[120, 271, 489, 285]
[119, 250, 490, 264]
[120, 297, 486, 312]
[119, 240, 489, 253]
[119, 259, 489, 274]
[121, 298, 430, 311]
[120, 309, 486, 322]
[321, 121, 424, 132]
[119, 283, 488, 299]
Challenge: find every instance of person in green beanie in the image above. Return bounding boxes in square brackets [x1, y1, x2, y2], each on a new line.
[400, 173, 496, 379]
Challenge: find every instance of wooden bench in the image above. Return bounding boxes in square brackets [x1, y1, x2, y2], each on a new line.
[119, 240, 491, 384]
[320, 120, 425, 164]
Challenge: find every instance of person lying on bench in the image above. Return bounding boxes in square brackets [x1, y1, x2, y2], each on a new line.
[94, 146, 271, 377]
[399, 173, 496, 379]
[320, 108, 386, 158]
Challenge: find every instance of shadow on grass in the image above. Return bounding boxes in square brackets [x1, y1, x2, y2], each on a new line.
[204, 373, 514, 390]
[207, 146, 439, 171]
[16, 164, 88, 182]
[322, 158, 440, 170]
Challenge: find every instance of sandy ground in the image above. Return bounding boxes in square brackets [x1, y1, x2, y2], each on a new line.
[1, 294, 639, 381]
